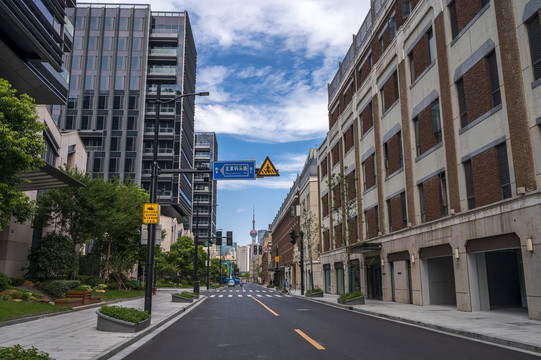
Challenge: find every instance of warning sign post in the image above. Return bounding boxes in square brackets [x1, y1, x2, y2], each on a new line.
[257, 156, 279, 177]
[143, 203, 160, 224]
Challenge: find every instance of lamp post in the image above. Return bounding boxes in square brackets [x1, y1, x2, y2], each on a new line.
[144, 84, 209, 314]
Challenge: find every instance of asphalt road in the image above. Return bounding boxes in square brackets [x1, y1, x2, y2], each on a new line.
[121, 283, 540, 360]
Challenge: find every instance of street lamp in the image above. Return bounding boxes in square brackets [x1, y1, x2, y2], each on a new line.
[144, 84, 209, 314]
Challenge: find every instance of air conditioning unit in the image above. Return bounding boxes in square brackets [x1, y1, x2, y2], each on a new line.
[517, 187, 526, 195]
[450, 208, 455, 215]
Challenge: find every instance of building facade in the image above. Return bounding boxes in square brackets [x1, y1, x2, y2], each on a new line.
[62, 3, 200, 222]
[193, 132, 218, 240]
[318, 0, 541, 320]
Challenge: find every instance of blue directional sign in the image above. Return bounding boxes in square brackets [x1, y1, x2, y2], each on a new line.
[213, 160, 256, 180]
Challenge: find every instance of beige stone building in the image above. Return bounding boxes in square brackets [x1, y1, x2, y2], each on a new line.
[317, 0, 541, 320]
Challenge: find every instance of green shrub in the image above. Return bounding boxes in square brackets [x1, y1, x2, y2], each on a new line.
[174, 292, 195, 299]
[107, 282, 120, 290]
[0, 272, 11, 292]
[266, 284, 275, 288]
[84, 276, 103, 287]
[306, 288, 323, 295]
[0, 344, 50, 359]
[123, 281, 141, 290]
[181, 291, 198, 297]
[39, 280, 81, 299]
[95, 284, 107, 290]
[73, 285, 92, 291]
[338, 290, 364, 301]
[99, 305, 150, 323]
[157, 280, 175, 288]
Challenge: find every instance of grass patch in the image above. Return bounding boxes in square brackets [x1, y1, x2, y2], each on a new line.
[0, 300, 66, 321]
[306, 288, 323, 295]
[338, 291, 364, 301]
[92, 289, 144, 301]
[99, 305, 150, 323]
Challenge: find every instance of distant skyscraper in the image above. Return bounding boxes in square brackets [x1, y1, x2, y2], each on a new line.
[250, 206, 257, 245]
[60, 3, 200, 221]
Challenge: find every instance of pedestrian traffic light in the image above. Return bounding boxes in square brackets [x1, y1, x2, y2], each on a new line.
[226, 231, 233, 246]
[289, 230, 297, 244]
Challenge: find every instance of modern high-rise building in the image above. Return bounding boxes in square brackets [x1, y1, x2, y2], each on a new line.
[193, 132, 218, 240]
[61, 3, 200, 221]
[318, 0, 541, 320]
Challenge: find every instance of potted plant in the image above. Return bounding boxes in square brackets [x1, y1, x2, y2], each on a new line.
[171, 292, 195, 303]
[305, 288, 324, 297]
[337, 291, 365, 305]
[96, 305, 151, 333]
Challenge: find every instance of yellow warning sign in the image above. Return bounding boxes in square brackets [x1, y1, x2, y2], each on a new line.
[143, 203, 160, 224]
[275, 256, 280, 263]
[257, 156, 279, 177]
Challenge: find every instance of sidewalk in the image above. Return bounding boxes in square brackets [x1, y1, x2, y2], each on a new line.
[0, 288, 205, 360]
[295, 291, 541, 355]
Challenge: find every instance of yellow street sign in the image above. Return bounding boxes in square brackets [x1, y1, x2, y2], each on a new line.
[257, 156, 279, 177]
[143, 203, 160, 224]
[275, 256, 280, 263]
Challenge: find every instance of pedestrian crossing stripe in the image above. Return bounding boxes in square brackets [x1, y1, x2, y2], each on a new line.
[256, 156, 279, 177]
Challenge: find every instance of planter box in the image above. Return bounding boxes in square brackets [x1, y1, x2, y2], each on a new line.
[66, 290, 92, 305]
[338, 296, 365, 305]
[96, 311, 151, 333]
[172, 294, 193, 303]
[305, 291, 324, 298]
[55, 298, 84, 307]
[89, 295, 102, 304]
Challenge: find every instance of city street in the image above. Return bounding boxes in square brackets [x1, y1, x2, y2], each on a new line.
[120, 284, 540, 360]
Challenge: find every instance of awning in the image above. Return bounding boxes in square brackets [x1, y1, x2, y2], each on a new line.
[350, 241, 382, 253]
[17, 164, 85, 191]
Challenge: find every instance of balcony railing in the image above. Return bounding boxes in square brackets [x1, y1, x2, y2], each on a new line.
[149, 48, 177, 56]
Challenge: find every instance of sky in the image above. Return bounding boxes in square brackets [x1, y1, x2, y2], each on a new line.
[89, 0, 370, 246]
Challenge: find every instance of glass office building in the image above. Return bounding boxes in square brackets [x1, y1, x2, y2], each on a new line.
[60, 3, 199, 220]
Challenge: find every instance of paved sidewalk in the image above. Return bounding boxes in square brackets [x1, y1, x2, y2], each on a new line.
[0, 288, 205, 360]
[295, 291, 541, 355]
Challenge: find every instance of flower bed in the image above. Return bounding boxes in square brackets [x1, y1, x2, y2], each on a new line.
[96, 305, 150, 333]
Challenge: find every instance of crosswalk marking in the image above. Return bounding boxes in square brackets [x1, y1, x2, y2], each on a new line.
[210, 295, 215, 298]
[228, 295, 232, 298]
[219, 295, 223, 298]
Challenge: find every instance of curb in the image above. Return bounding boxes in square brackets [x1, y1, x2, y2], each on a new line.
[297, 295, 541, 355]
[90, 296, 205, 360]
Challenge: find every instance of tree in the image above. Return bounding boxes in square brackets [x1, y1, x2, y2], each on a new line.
[162, 236, 206, 283]
[300, 204, 322, 291]
[26, 232, 77, 280]
[327, 167, 362, 293]
[0, 78, 47, 231]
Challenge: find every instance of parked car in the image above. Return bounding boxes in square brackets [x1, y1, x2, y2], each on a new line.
[228, 280, 235, 287]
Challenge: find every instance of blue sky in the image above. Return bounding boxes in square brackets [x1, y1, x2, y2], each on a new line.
[90, 0, 370, 245]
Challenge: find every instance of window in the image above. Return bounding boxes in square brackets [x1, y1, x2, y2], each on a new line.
[131, 57, 140, 70]
[114, 76, 124, 90]
[88, 36, 97, 50]
[449, 1, 459, 39]
[119, 17, 128, 31]
[116, 56, 125, 70]
[379, 36, 384, 55]
[408, 52, 415, 83]
[322, 193, 329, 218]
[70, 75, 80, 89]
[487, 52, 501, 107]
[103, 37, 112, 50]
[527, 12, 541, 81]
[457, 78, 467, 127]
[81, 116, 90, 130]
[124, 158, 134, 173]
[125, 137, 135, 151]
[134, 17, 143, 31]
[65, 115, 74, 130]
[93, 158, 103, 173]
[428, 28, 436, 63]
[67, 96, 77, 109]
[132, 37, 142, 51]
[108, 158, 118, 172]
[431, 100, 442, 144]
[384, 131, 403, 176]
[86, 56, 95, 70]
[449, 0, 490, 40]
[388, 14, 396, 41]
[497, 144, 512, 199]
[99, 76, 109, 90]
[110, 137, 119, 151]
[344, 126, 354, 153]
[360, 101, 373, 136]
[75, 16, 84, 30]
[129, 76, 139, 90]
[418, 184, 426, 222]
[101, 56, 110, 70]
[90, 16, 99, 30]
[381, 71, 399, 113]
[402, 0, 412, 18]
[74, 36, 82, 50]
[98, 95, 108, 109]
[419, 172, 448, 222]
[127, 116, 137, 130]
[84, 75, 94, 90]
[440, 172, 449, 216]
[113, 95, 123, 109]
[331, 142, 340, 167]
[118, 37, 127, 51]
[320, 157, 328, 178]
[83, 95, 93, 109]
[112, 116, 122, 130]
[96, 116, 106, 130]
[71, 55, 81, 70]
[128, 96, 139, 110]
[362, 154, 376, 191]
[104, 17, 113, 30]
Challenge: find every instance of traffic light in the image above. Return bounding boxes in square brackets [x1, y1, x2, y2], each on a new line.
[215, 231, 222, 245]
[289, 230, 298, 244]
[258, 245, 262, 255]
[226, 231, 233, 246]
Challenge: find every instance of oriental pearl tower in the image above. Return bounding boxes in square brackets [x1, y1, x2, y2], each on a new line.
[250, 206, 257, 245]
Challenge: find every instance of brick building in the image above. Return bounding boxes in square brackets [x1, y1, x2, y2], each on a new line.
[318, 0, 541, 320]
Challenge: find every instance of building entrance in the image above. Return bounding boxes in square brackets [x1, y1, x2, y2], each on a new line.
[366, 256, 382, 300]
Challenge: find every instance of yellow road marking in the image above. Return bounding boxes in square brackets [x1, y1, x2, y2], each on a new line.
[295, 329, 325, 350]
[250, 296, 279, 316]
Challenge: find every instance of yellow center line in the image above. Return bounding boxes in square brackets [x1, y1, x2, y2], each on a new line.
[295, 329, 326, 350]
[250, 296, 279, 316]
